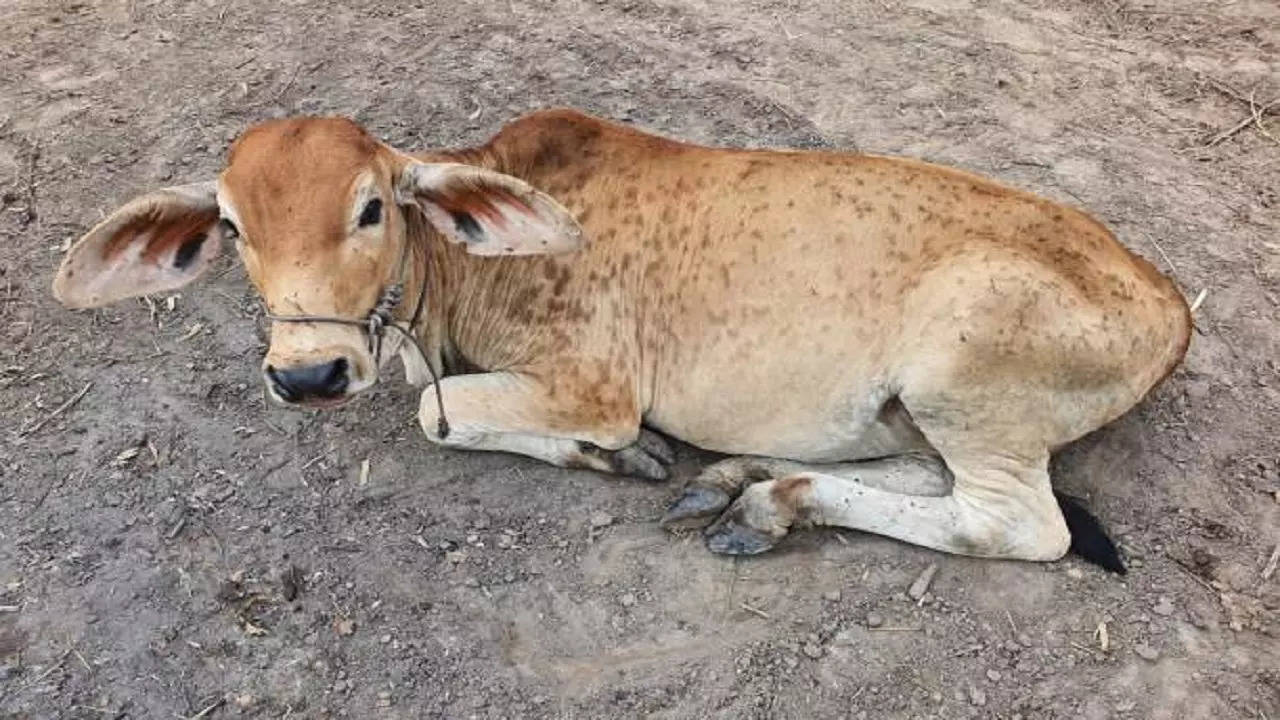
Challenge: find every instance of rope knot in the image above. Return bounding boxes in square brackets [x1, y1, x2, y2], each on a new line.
[366, 283, 404, 359]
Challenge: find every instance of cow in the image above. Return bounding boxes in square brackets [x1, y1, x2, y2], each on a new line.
[52, 109, 1191, 572]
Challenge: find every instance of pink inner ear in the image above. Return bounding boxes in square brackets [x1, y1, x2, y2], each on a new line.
[102, 205, 220, 264]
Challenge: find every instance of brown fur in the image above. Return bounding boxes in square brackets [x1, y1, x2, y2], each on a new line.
[57, 109, 1191, 562]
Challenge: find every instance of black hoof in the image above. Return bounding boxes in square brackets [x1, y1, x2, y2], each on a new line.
[704, 515, 779, 556]
[614, 446, 669, 482]
[660, 486, 731, 530]
[636, 429, 676, 465]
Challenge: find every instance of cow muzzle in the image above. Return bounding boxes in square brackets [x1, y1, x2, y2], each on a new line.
[265, 356, 355, 408]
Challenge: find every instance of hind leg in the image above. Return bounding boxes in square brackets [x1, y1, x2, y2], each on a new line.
[660, 454, 951, 530]
[662, 398, 943, 529]
[700, 442, 1069, 561]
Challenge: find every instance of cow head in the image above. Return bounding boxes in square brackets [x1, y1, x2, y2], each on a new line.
[53, 117, 585, 408]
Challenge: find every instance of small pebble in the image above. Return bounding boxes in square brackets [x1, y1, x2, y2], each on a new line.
[1133, 643, 1160, 662]
[590, 511, 614, 528]
[1152, 597, 1175, 617]
[619, 592, 636, 608]
[969, 685, 987, 707]
[866, 612, 885, 628]
[802, 642, 824, 659]
[986, 669, 1001, 682]
[823, 589, 842, 602]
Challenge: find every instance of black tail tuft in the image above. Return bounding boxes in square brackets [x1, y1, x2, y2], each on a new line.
[1055, 492, 1126, 575]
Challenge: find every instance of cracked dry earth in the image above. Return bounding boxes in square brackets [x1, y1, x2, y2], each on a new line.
[1, 0, 1278, 718]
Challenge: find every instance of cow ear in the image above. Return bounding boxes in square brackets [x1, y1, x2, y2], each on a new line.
[396, 161, 585, 256]
[52, 182, 226, 309]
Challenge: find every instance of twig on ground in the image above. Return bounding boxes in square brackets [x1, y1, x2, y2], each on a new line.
[1203, 76, 1251, 104]
[1250, 95, 1280, 147]
[1146, 235, 1179, 277]
[1167, 553, 1219, 594]
[1205, 96, 1280, 146]
[20, 381, 92, 436]
[1189, 288, 1208, 314]
[1069, 640, 1100, 657]
[185, 698, 225, 720]
[32, 648, 72, 683]
[31, 472, 72, 511]
[72, 647, 91, 671]
[23, 140, 39, 226]
[255, 457, 290, 482]
[739, 602, 770, 619]
[268, 64, 301, 103]
[775, 15, 801, 40]
[1261, 544, 1279, 581]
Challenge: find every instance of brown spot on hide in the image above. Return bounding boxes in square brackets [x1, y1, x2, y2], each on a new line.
[770, 475, 813, 515]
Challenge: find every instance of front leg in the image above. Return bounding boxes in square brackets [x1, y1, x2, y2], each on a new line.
[417, 370, 673, 481]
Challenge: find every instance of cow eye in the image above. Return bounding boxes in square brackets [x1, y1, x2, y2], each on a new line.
[358, 198, 383, 228]
[219, 218, 240, 239]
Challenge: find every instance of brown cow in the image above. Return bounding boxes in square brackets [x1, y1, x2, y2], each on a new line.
[53, 109, 1191, 570]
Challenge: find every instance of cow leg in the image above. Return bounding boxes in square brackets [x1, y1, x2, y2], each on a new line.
[661, 454, 950, 530]
[700, 447, 1068, 561]
[417, 371, 674, 481]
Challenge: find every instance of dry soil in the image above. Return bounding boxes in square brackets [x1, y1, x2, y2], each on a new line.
[0, 1, 1278, 718]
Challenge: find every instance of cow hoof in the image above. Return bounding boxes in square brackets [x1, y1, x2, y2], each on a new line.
[635, 428, 676, 465]
[704, 515, 780, 556]
[613, 445, 670, 482]
[660, 485, 731, 530]
[577, 435, 673, 482]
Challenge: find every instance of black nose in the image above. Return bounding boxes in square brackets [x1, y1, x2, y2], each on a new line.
[266, 358, 350, 402]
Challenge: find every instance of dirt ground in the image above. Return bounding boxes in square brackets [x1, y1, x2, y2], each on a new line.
[1, 0, 1278, 718]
